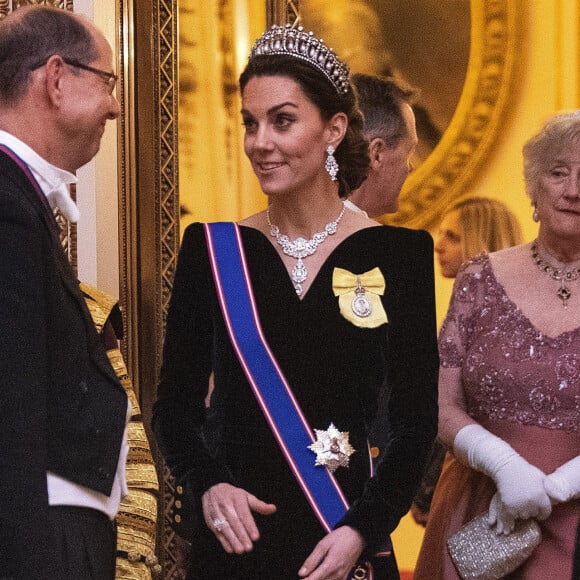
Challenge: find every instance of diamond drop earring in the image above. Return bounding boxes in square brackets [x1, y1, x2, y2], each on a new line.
[325, 145, 339, 181]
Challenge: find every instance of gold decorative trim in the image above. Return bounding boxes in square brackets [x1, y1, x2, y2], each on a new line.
[393, 0, 522, 229]
[1, 0, 70, 17]
[266, 0, 299, 27]
[117, 0, 136, 378]
[119, 0, 181, 575]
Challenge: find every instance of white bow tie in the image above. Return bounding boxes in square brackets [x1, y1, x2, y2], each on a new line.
[46, 185, 79, 223]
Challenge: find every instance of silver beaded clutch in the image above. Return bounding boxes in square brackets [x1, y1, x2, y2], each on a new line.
[447, 514, 542, 580]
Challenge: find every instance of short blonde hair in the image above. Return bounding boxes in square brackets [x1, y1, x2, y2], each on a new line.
[523, 111, 580, 200]
[448, 197, 523, 261]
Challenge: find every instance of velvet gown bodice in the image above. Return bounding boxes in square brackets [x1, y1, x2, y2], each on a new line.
[153, 222, 439, 579]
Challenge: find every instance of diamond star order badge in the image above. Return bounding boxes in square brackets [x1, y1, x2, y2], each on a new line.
[308, 423, 355, 473]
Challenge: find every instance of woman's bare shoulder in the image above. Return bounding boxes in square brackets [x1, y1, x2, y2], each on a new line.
[238, 211, 268, 235]
[488, 243, 532, 276]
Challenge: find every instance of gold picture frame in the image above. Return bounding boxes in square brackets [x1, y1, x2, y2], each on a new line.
[390, 0, 523, 228]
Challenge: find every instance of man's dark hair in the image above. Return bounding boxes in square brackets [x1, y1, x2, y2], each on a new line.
[0, 6, 97, 105]
[352, 73, 418, 148]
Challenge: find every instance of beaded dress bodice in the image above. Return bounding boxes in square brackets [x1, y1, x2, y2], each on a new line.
[439, 255, 580, 433]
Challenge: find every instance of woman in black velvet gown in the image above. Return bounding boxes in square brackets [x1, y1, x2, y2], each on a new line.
[153, 25, 439, 580]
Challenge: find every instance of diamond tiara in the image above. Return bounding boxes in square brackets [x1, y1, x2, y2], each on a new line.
[249, 24, 350, 95]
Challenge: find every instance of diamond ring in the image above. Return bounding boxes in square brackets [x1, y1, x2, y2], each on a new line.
[212, 517, 227, 532]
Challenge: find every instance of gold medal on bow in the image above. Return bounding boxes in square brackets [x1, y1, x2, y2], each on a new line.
[332, 267, 388, 328]
[308, 423, 356, 473]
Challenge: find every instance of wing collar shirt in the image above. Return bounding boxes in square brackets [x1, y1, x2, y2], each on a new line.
[0, 130, 79, 222]
[0, 130, 130, 519]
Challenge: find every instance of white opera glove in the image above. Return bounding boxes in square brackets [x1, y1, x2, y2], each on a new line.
[454, 424, 552, 534]
[488, 492, 516, 535]
[544, 455, 580, 504]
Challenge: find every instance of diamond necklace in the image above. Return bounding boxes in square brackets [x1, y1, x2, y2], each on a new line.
[267, 201, 346, 296]
[531, 240, 580, 308]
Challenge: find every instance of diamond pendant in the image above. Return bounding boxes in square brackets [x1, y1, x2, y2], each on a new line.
[292, 257, 307, 284]
[292, 258, 307, 296]
[557, 283, 571, 307]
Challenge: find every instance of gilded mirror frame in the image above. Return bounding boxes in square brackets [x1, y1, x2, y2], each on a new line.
[119, 0, 522, 572]
[389, 0, 523, 228]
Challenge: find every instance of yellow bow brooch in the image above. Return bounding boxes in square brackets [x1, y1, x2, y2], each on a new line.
[332, 267, 388, 328]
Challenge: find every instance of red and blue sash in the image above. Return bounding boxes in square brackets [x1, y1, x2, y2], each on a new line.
[205, 221, 350, 531]
[205, 221, 399, 578]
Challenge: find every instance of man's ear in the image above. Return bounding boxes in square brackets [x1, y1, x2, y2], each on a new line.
[43, 54, 67, 107]
[326, 111, 348, 149]
[368, 137, 386, 169]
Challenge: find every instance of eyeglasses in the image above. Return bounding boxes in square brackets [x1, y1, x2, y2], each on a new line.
[63, 58, 117, 93]
[30, 56, 117, 93]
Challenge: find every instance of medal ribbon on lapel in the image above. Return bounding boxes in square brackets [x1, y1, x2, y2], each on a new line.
[333, 267, 388, 328]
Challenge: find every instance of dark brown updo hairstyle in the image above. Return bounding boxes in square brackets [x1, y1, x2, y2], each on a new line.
[239, 55, 370, 198]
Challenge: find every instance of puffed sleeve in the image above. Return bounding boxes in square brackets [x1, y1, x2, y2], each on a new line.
[152, 224, 236, 495]
[337, 228, 439, 553]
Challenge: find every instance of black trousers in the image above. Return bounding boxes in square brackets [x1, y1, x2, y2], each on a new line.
[49, 506, 116, 580]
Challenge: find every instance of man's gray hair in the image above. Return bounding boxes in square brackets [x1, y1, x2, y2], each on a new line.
[0, 6, 97, 105]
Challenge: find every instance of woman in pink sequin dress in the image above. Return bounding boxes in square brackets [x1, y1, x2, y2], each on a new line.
[415, 111, 580, 580]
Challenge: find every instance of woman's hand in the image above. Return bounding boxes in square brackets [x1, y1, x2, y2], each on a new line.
[298, 526, 365, 580]
[488, 456, 551, 532]
[202, 483, 276, 554]
[454, 424, 552, 534]
[544, 455, 580, 504]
